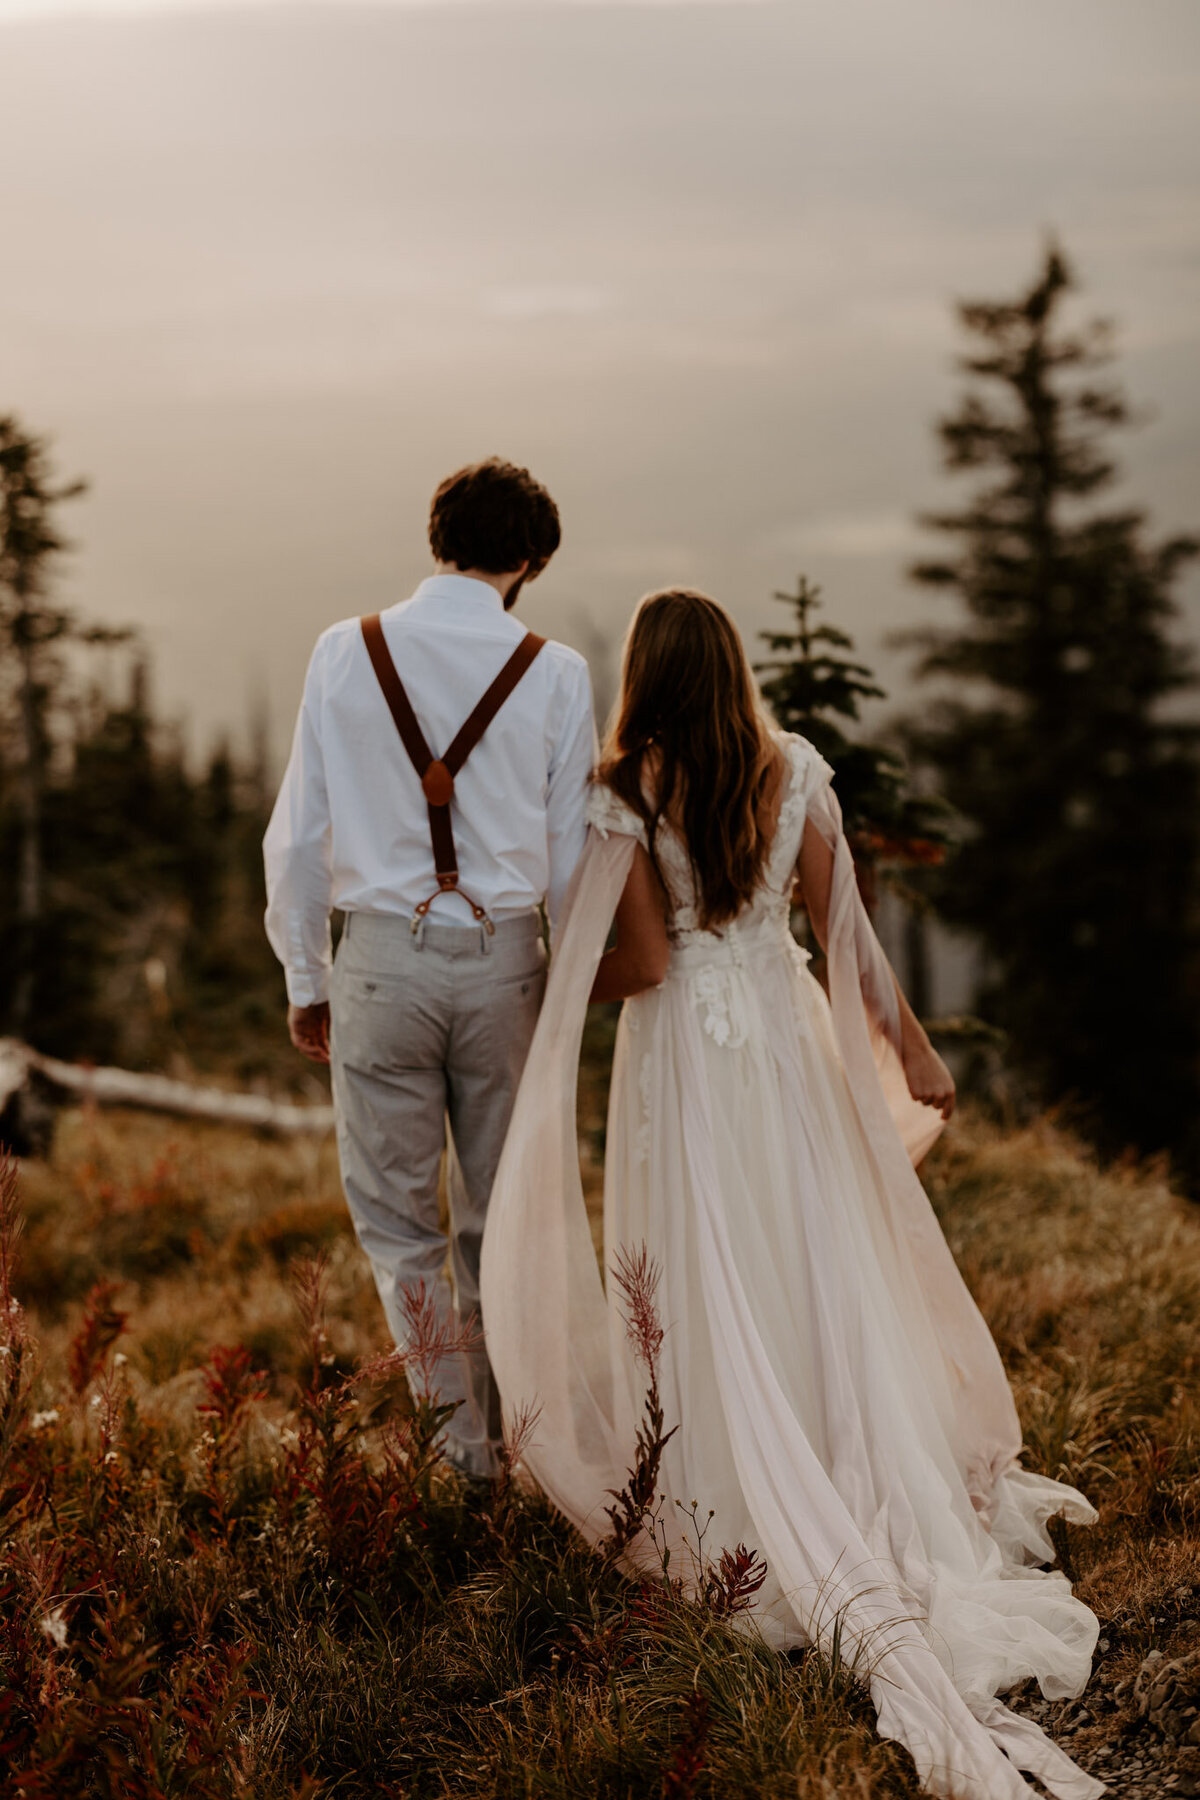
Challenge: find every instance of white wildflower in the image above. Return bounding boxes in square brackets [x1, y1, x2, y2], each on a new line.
[30, 1409, 59, 1432]
[40, 1609, 68, 1649]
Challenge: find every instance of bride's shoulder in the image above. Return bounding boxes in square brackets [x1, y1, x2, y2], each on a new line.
[586, 778, 648, 844]
[773, 732, 836, 824]
[775, 730, 834, 784]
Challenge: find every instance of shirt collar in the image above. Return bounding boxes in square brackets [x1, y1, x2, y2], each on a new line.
[409, 573, 506, 612]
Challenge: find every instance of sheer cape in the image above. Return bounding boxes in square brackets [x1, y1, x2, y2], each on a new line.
[479, 744, 1102, 1800]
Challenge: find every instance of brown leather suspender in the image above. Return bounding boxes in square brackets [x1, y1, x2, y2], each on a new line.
[360, 613, 546, 932]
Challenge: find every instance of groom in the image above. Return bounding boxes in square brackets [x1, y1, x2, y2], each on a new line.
[264, 458, 596, 1476]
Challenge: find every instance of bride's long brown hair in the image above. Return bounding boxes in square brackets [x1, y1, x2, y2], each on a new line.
[598, 589, 779, 930]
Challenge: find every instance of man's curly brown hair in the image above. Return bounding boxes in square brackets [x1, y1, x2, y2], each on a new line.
[428, 458, 561, 579]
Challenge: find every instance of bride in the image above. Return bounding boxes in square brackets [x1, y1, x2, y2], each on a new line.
[479, 588, 1103, 1800]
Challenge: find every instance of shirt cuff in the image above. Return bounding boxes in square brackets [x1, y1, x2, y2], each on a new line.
[285, 966, 331, 1008]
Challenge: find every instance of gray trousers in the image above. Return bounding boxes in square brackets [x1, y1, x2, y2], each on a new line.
[329, 908, 546, 1476]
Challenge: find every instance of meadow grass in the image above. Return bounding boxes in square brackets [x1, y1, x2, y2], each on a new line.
[1, 1102, 1197, 1796]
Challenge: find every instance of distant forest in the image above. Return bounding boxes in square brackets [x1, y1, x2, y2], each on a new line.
[0, 646, 292, 1087]
[0, 414, 295, 1084]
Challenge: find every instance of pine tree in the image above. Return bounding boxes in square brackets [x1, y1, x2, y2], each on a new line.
[0, 417, 88, 1035]
[904, 246, 1200, 1179]
[0, 416, 286, 1077]
[756, 575, 946, 872]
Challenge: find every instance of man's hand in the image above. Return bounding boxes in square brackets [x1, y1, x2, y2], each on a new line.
[288, 1001, 331, 1064]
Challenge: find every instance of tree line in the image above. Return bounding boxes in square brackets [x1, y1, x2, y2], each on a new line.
[0, 426, 287, 1084]
[2, 245, 1198, 1184]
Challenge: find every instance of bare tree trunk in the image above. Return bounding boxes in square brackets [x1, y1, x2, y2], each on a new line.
[11, 612, 43, 1039]
[0, 1038, 334, 1137]
[904, 902, 931, 1021]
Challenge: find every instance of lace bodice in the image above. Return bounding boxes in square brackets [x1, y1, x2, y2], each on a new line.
[586, 733, 832, 958]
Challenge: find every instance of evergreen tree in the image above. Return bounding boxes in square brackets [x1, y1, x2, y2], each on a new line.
[0, 414, 287, 1079]
[0, 646, 286, 1077]
[757, 575, 946, 871]
[0, 417, 88, 1034]
[903, 246, 1200, 1178]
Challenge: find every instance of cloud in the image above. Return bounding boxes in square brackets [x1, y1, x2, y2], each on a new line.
[571, 542, 699, 580]
[0, 0, 767, 18]
[1, 0, 1195, 758]
[757, 510, 924, 561]
[480, 284, 616, 321]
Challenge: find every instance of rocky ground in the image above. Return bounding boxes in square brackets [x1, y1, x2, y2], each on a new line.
[1010, 1625, 1200, 1796]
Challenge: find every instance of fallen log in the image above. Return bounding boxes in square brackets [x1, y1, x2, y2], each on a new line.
[0, 1038, 334, 1144]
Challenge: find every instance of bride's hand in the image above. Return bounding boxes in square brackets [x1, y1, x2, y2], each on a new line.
[902, 1036, 956, 1120]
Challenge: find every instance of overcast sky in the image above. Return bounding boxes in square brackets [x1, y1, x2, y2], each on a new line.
[1, 0, 1198, 761]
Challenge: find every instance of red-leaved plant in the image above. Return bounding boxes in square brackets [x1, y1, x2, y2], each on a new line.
[277, 1256, 480, 1586]
[603, 1243, 679, 1558]
[602, 1240, 770, 1627]
[660, 1690, 711, 1800]
[0, 1151, 33, 1495]
[66, 1280, 128, 1396]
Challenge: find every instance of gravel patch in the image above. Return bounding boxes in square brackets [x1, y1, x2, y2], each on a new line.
[1008, 1637, 1200, 1799]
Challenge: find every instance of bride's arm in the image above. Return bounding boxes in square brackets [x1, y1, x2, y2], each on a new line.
[796, 818, 956, 1120]
[589, 843, 671, 1004]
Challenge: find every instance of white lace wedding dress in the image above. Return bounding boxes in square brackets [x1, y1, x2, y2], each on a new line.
[480, 732, 1104, 1800]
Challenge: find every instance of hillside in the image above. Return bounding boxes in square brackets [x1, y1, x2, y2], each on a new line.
[0, 1105, 1196, 1797]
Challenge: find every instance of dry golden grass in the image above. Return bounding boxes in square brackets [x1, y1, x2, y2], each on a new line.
[2, 1099, 1197, 1796]
[925, 1116, 1200, 1787]
[17, 1106, 385, 1390]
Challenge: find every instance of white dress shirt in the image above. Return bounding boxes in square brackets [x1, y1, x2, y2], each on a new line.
[264, 574, 597, 1006]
